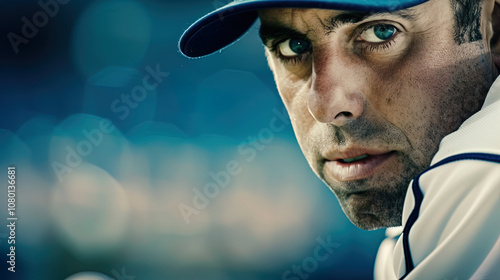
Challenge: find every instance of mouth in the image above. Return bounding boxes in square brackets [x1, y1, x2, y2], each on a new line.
[323, 151, 396, 182]
[338, 154, 370, 163]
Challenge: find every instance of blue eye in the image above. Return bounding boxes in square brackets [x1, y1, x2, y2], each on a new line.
[278, 38, 311, 57]
[289, 39, 310, 54]
[360, 24, 397, 43]
[373, 25, 395, 40]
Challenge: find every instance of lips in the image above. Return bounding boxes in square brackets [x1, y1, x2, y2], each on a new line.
[323, 150, 396, 182]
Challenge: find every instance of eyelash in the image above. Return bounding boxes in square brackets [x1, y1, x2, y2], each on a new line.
[364, 39, 395, 52]
[269, 43, 311, 65]
[357, 22, 400, 53]
[270, 22, 400, 65]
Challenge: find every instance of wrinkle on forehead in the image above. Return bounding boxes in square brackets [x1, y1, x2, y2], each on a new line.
[316, 13, 337, 35]
[289, 8, 323, 37]
[260, 8, 344, 39]
[260, 7, 423, 37]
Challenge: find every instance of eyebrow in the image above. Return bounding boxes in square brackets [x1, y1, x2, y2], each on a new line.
[259, 10, 418, 46]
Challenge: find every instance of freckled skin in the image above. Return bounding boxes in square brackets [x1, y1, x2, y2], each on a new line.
[259, 0, 497, 230]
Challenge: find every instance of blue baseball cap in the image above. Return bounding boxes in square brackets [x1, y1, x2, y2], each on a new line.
[179, 0, 428, 58]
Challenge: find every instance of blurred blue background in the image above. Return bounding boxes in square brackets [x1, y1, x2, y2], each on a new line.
[0, 0, 385, 279]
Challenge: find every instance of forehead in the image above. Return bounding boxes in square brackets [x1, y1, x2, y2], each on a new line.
[260, 1, 448, 31]
[258, 7, 420, 27]
[259, 8, 344, 24]
[257, 4, 440, 45]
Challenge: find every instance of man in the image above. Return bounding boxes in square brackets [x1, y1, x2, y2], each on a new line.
[180, 0, 500, 278]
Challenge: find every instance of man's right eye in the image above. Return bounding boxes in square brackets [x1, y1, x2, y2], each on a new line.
[277, 38, 312, 57]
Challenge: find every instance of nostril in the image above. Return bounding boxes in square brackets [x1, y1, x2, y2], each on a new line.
[335, 111, 353, 119]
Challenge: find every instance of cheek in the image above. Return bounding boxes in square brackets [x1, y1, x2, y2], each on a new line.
[382, 62, 454, 128]
[276, 74, 318, 155]
[393, 68, 454, 158]
[360, 42, 452, 164]
[374, 42, 489, 164]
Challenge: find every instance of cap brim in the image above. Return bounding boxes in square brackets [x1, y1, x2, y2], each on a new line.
[179, 0, 428, 58]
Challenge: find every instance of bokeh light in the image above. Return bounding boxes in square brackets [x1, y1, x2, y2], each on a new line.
[50, 163, 129, 260]
[0, 0, 385, 279]
[65, 271, 114, 280]
[193, 70, 279, 140]
[83, 66, 158, 131]
[71, 0, 151, 78]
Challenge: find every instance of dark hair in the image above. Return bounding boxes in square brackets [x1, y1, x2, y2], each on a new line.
[451, 0, 484, 44]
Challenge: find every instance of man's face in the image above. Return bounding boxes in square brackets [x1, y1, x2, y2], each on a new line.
[258, 0, 497, 230]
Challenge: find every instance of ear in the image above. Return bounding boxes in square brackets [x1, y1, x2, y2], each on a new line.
[490, 0, 500, 70]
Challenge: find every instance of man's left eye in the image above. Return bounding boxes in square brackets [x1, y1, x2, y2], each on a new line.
[359, 24, 397, 43]
[277, 38, 312, 57]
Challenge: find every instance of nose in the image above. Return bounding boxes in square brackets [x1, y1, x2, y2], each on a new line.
[308, 51, 365, 126]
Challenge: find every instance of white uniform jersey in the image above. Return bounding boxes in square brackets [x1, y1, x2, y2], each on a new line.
[374, 76, 500, 280]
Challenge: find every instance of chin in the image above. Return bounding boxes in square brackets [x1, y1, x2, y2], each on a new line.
[339, 191, 405, 231]
[348, 212, 402, 231]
